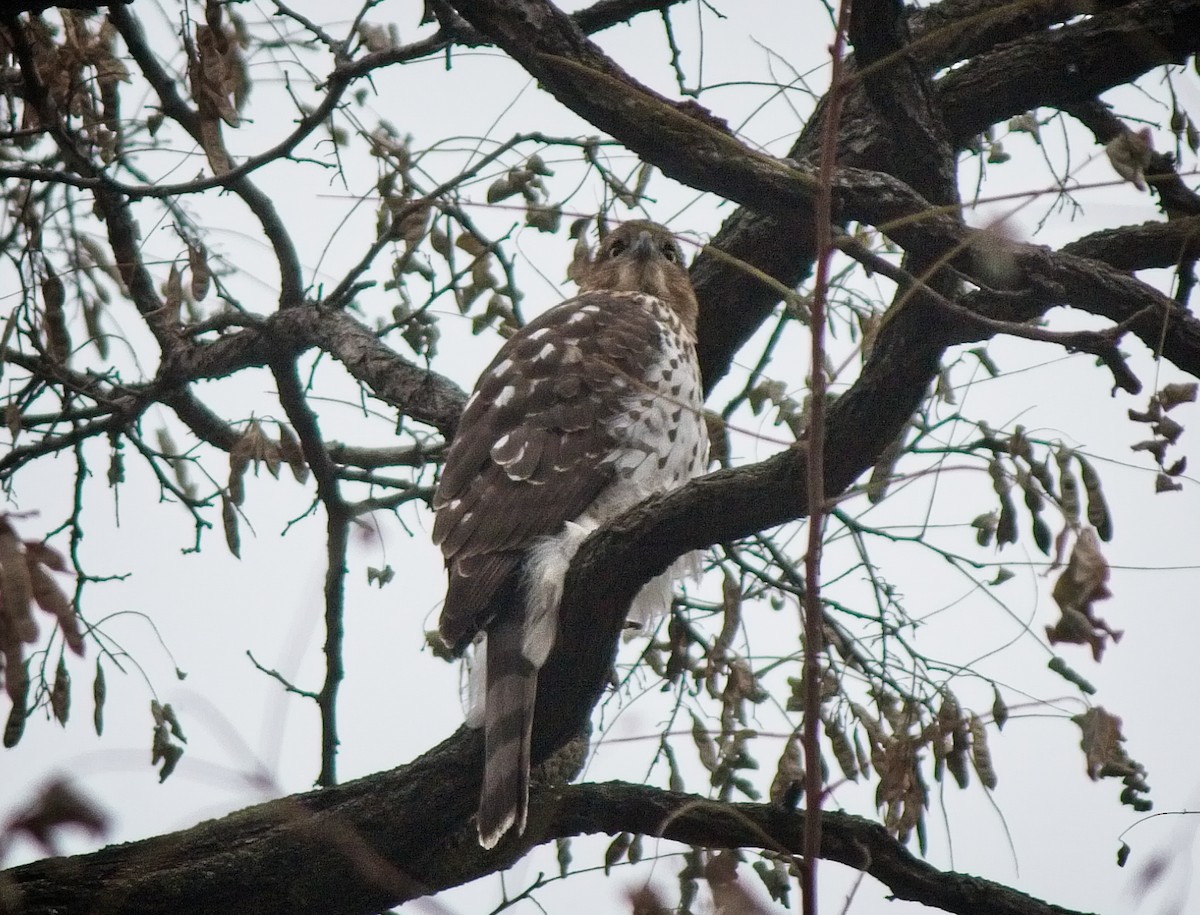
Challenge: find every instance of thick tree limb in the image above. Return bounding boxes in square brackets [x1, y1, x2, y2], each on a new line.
[0, 760, 1099, 915]
[936, 0, 1200, 149]
[1063, 216, 1200, 271]
[549, 782, 1099, 915]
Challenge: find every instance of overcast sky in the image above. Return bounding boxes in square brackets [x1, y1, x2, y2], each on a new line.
[3, 3, 1200, 913]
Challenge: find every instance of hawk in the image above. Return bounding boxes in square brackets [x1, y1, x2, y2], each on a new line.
[433, 220, 707, 848]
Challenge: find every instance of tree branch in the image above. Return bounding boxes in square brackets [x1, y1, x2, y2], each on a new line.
[0, 771, 1099, 915]
[936, 0, 1200, 149]
[549, 782, 1100, 915]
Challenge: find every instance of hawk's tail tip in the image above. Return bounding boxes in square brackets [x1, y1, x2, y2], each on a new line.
[477, 808, 522, 849]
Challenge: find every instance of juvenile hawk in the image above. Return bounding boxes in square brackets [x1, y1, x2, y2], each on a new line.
[433, 220, 706, 847]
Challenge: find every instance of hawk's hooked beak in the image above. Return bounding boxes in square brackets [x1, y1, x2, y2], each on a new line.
[632, 230, 656, 261]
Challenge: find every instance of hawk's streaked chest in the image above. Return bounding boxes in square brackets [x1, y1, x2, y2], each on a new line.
[585, 294, 707, 524]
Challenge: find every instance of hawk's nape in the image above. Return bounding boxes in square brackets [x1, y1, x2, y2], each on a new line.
[431, 220, 707, 847]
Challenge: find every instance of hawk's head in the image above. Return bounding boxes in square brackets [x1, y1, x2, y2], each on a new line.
[579, 220, 698, 331]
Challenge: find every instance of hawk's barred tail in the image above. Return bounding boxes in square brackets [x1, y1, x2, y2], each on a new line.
[478, 612, 538, 848]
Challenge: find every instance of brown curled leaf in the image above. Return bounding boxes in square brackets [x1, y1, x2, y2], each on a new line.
[29, 563, 83, 655]
[93, 659, 106, 736]
[0, 525, 37, 644]
[42, 266, 70, 362]
[50, 656, 70, 725]
[221, 493, 240, 559]
[187, 240, 211, 300]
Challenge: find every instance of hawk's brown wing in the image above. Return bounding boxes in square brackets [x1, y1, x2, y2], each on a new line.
[433, 290, 667, 651]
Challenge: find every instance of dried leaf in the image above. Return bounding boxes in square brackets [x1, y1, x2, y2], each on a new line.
[1048, 655, 1096, 694]
[989, 567, 1015, 586]
[221, 493, 240, 558]
[662, 741, 684, 793]
[50, 656, 70, 725]
[429, 226, 450, 257]
[1048, 529, 1121, 661]
[942, 697, 970, 790]
[769, 732, 803, 807]
[42, 267, 70, 362]
[161, 702, 186, 742]
[714, 570, 741, 659]
[556, 837, 572, 878]
[824, 713, 858, 781]
[486, 175, 520, 204]
[25, 541, 67, 573]
[1031, 515, 1052, 554]
[151, 700, 186, 781]
[157, 741, 184, 782]
[82, 297, 109, 358]
[29, 563, 83, 655]
[991, 685, 1008, 730]
[163, 263, 183, 326]
[277, 424, 309, 483]
[366, 566, 394, 588]
[525, 202, 561, 233]
[0, 307, 18, 381]
[1073, 706, 1129, 779]
[1078, 456, 1110, 543]
[187, 240, 211, 300]
[198, 118, 232, 175]
[604, 832, 631, 874]
[455, 231, 487, 257]
[0, 524, 37, 646]
[1152, 411, 1185, 445]
[972, 511, 996, 548]
[4, 698, 26, 748]
[107, 437, 124, 486]
[627, 833, 643, 865]
[193, 24, 242, 127]
[1158, 382, 1197, 411]
[1117, 842, 1132, 868]
[969, 714, 997, 789]
[988, 461, 1017, 546]
[93, 659, 106, 736]
[394, 202, 431, 246]
[752, 857, 791, 907]
[229, 425, 258, 504]
[1056, 447, 1081, 523]
[690, 712, 718, 772]
[1155, 472, 1183, 493]
[853, 729, 872, 778]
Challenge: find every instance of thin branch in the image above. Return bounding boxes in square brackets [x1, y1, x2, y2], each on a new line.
[801, 6, 852, 909]
[834, 234, 1142, 394]
[247, 650, 320, 701]
[271, 357, 348, 786]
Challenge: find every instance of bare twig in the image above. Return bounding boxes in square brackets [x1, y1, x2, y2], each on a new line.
[801, 6, 853, 910]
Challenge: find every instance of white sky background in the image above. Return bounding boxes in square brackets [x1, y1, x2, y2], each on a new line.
[3, 2, 1200, 914]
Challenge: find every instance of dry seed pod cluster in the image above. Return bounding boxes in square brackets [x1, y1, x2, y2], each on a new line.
[1129, 381, 1197, 492]
[0, 515, 83, 747]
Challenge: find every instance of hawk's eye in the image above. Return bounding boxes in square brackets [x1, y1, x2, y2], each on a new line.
[608, 239, 627, 258]
[662, 244, 679, 262]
